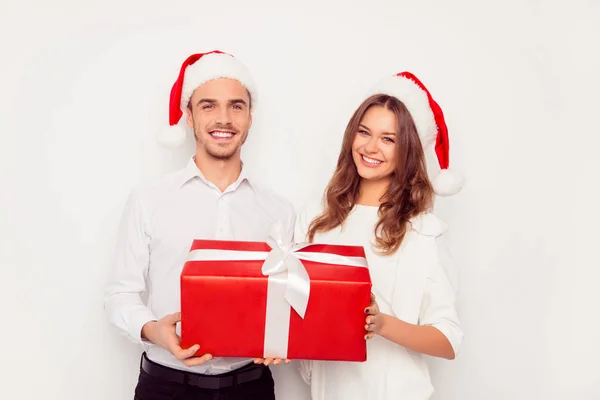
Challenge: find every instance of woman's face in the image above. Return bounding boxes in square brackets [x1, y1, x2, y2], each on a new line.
[351, 105, 398, 182]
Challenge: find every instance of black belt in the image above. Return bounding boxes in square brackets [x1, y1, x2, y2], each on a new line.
[140, 352, 266, 390]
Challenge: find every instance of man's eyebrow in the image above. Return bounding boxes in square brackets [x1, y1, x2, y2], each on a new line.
[196, 98, 217, 106]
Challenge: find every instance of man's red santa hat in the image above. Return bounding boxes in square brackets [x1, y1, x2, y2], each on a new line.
[157, 50, 257, 148]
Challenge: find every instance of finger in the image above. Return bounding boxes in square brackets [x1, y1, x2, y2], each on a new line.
[183, 353, 213, 367]
[166, 331, 199, 361]
[365, 294, 376, 312]
[364, 332, 374, 340]
[172, 344, 200, 360]
[263, 358, 274, 366]
[164, 312, 181, 325]
[273, 359, 282, 365]
[365, 323, 376, 332]
[365, 304, 378, 315]
[285, 359, 291, 364]
[254, 358, 265, 364]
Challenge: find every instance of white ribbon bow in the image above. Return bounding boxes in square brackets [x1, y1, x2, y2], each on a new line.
[262, 233, 312, 318]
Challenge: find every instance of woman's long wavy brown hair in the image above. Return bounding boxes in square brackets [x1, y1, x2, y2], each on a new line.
[306, 94, 434, 255]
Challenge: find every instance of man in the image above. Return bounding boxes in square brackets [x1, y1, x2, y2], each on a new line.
[105, 51, 305, 399]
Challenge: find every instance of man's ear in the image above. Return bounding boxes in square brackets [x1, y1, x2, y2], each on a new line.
[185, 106, 194, 128]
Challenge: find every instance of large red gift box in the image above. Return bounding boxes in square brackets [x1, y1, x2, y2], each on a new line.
[180, 239, 372, 361]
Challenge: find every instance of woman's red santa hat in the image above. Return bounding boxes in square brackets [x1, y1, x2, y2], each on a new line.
[367, 71, 464, 196]
[157, 50, 257, 148]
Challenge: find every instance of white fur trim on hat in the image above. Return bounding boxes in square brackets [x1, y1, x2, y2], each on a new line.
[157, 124, 187, 148]
[367, 75, 437, 149]
[180, 53, 257, 111]
[431, 168, 464, 197]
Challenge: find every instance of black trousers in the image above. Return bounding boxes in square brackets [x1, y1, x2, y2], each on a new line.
[134, 355, 275, 400]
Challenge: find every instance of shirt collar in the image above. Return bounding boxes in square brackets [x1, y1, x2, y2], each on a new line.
[179, 156, 252, 192]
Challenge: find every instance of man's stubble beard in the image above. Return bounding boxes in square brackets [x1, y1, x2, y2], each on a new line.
[193, 126, 248, 161]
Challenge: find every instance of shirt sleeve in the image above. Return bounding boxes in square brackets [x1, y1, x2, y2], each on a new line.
[418, 234, 464, 357]
[294, 209, 309, 243]
[283, 200, 297, 245]
[294, 200, 322, 243]
[104, 189, 157, 344]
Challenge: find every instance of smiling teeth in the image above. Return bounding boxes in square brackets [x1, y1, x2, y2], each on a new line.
[362, 155, 382, 165]
[211, 131, 234, 138]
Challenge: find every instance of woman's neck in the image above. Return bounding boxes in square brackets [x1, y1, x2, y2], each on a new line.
[356, 178, 390, 206]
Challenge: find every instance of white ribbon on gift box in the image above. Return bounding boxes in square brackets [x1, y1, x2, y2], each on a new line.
[186, 228, 368, 359]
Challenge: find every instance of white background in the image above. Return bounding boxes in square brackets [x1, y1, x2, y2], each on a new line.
[1, 0, 599, 399]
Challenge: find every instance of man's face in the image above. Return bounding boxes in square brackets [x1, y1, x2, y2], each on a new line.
[185, 78, 252, 160]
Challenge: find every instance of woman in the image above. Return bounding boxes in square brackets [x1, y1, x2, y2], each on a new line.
[295, 72, 464, 400]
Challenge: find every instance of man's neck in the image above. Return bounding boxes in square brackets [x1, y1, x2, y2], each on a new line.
[356, 178, 390, 206]
[194, 151, 243, 193]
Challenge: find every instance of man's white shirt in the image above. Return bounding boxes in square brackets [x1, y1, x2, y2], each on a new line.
[104, 157, 296, 375]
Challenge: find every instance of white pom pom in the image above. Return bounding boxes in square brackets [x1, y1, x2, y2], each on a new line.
[156, 124, 187, 148]
[432, 168, 464, 197]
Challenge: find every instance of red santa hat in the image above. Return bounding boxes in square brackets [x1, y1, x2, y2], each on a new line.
[157, 50, 257, 148]
[366, 71, 464, 196]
